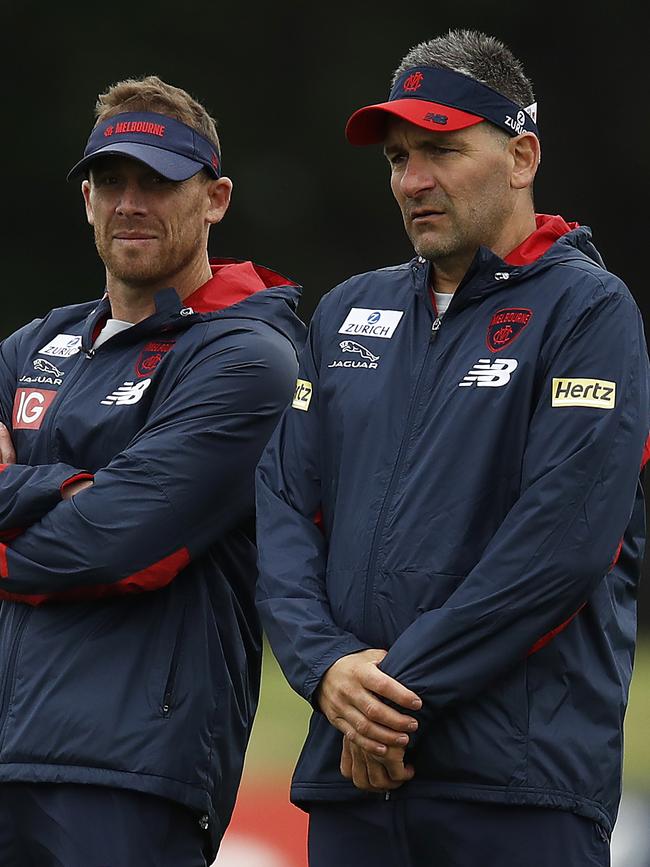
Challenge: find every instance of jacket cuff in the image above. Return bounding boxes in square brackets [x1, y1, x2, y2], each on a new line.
[60, 472, 95, 497]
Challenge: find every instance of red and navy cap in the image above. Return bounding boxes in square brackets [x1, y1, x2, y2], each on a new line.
[67, 111, 221, 181]
[345, 65, 539, 145]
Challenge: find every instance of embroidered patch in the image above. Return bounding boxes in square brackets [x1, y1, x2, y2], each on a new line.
[338, 308, 404, 340]
[292, 379, 313, 411]
[486, 308, 532, 353]
[551, 378, 616, 409]
[38, 334, 82, 358]
[135, 340, 175, 378]
[12, 388, 57, 430]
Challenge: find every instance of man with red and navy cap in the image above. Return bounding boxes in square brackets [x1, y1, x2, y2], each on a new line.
[255, 29, 650, 866]
[0, 75, 304, 864]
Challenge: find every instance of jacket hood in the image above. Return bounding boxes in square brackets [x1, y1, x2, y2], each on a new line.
[83, 258, 305, 355]
[185, 258, 305, 350]
[503, 214, 605, 271]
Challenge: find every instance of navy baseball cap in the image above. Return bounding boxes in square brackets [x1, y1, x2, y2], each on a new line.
[67, 111, 221, 181]
[346, 65, 539, 145]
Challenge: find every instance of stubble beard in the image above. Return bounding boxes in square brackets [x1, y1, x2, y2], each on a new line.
[94, 226, 200, 289]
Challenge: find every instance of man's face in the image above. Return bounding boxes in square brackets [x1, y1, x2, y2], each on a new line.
[384, 119, 516, 265]
[82, 156, 227, 288]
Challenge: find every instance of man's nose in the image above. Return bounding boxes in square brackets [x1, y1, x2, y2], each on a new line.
[115, 182, 147, 216]
[400, 155, 436, 198]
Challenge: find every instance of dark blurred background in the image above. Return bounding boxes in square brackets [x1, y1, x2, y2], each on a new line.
[5, 0, 648, 621]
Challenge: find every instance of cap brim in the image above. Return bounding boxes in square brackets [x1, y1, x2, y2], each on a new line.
[345, 99, 484, 145]
[66, 142, 205, 182]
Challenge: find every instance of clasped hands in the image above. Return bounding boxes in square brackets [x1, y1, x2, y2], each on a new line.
[316, 648, 422, 794]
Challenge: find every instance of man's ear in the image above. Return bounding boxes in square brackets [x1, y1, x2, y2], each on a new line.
[206, 177, 233, 226]
[82, 179, 94, 226]
[509, 132, 541, 191]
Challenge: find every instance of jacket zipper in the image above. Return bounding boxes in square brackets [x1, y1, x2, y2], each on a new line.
[0, 606, 30, 748]
[161, 606, 186, 718]
[37, 351, 93, 458]
[362, 311, 442, 634]
[37, 313, 174, 454]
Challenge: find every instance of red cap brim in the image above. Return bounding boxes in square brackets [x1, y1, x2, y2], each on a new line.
[345, 99, 484, 145]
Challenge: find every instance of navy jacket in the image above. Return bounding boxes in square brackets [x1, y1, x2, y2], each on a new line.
[0, 259, 305, 859]
[256, 220, 650, 834]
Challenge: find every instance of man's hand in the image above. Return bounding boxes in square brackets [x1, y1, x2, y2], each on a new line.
[61, 479, 94, 500]
[316, 648, 422, 755]
[0, 422, 16, 464]
[340, 738, 414, 792]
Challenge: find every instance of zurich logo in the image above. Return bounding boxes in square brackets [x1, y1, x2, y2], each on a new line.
[367, 311, 381, 324]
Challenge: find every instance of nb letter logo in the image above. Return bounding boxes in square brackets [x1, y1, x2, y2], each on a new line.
[459, 359, 518, 388]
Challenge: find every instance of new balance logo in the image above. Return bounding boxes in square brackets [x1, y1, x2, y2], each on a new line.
[459, 358, 518, 388]
[101, 379, 152, 406]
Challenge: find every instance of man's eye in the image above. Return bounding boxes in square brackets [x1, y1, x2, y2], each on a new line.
[387, 153, 406, 167]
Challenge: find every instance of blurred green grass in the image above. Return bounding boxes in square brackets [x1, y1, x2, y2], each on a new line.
[243, 635, 650, 790]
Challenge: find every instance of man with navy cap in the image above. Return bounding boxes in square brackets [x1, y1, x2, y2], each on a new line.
[0, 75, 304, 864]
[255, 29, 650, 866]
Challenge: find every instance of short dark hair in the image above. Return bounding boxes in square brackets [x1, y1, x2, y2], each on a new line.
[393, 29, 535, 108]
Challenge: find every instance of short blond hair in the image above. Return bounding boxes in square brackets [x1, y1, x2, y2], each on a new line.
[94, 75, 221, 154]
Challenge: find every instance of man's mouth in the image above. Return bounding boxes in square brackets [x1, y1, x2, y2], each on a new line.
[409, 208, 444, 223]
[113, 232, 158, 240]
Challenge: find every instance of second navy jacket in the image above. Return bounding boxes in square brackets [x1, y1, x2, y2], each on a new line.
[256, 218, 650, 835]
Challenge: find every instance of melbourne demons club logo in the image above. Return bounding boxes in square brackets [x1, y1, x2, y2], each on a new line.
[135, 339, 175, 378]
[403, 72, 424, 92]
[487, 308, 532, 352]
[12, 388, 57, 430]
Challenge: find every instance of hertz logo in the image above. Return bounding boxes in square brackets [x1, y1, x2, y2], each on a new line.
[551, 378, 616, 409]
[292, 379, 313, 411]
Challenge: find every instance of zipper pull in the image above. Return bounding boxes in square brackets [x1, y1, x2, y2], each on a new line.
[82, 348, 95, 359]
[430, 317, 442, 341]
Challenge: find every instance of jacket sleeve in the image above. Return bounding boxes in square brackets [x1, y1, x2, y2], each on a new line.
[0, 464, 93, 539]
[256, 308, 370, 701]
[0, 327, 298, 604]
[379, 290, 650, 745]
[0, 332, 90, 536]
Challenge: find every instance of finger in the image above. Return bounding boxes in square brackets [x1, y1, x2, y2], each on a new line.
[349, 745, 403, 792]
[321, 687, 418, 745]
[352, 690, 420, 735]
[361, 666, 422, 712]
[349, 741, 373, 791]
[0, 423, 16, 464]
[340, 738, 353, 780]
[333, 708, 411, 753]
[377, 755, 415, 784]
[365, 756, 397, 790]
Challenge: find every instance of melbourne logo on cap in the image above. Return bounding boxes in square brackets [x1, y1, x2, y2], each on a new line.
[403, 72, 424, 92]
[103, 120, 166, 138]
[487, 308, 532, 352]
